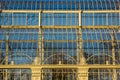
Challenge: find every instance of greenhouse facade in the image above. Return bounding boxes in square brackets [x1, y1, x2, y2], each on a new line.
[0, 0, 120, 80]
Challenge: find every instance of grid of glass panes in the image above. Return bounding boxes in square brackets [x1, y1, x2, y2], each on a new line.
[0, 13, 119, 26]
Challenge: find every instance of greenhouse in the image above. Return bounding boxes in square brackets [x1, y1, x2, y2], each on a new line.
[0, 0, 120, 80]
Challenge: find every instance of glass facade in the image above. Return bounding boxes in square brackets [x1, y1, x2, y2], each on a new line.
[0, 0, 120, 80]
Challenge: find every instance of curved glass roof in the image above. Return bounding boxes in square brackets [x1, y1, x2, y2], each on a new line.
[0, 0, 120, 10]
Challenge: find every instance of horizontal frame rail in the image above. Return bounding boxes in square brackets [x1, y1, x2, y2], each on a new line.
[0, 64, 120, 69]
[0, 40, 120, 43]
[0, 26, 120, 29]
[1, 10, 120, 13]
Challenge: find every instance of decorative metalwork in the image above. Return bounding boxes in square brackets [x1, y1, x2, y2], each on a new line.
[0, 0, 120, 80]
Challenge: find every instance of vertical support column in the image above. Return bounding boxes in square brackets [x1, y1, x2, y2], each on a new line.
[77, 11, 81, 64]
[77, 11, 88, 80]
[79, 10, 82, 27]
[42, 33, 44, 65]
[34, 12, 41, 64]
[36, 27, 41, 65]
[78, 10, 86, 65]
[39, 10, 44, 80]
[39, 12, 42, 64]
[5, 28, 9, 64]
[40, 12, 44, 65]
[31, 68, 41, 80]
[32, 11, 42, 80]
[5, 29, 9, 80]
[111, 30, 117, 80]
